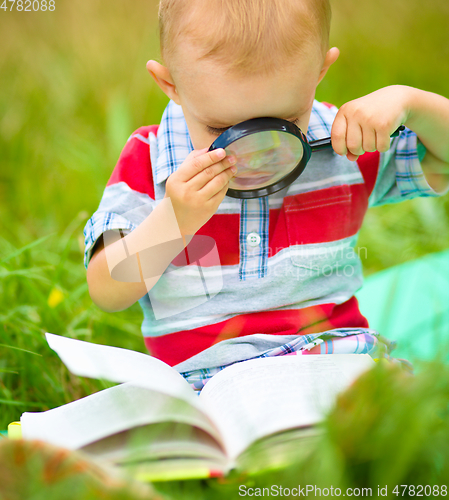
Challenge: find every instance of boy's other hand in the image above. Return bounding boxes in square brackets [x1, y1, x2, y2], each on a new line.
[164, 147, 237, 236]
[331, 86, 410, 162]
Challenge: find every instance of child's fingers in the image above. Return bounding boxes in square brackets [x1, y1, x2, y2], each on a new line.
[346, 151, 360, 162]
[200, 162, 235, 202]
[331, 112, 348, 156]
[192, 156, 237, 197]
[177, 148, 228, 183]
[376, 130, 392, 153]
[346, 121, 364, 157]
[362, 127, 377, 153]
[209, 178, 234, 205]
[189, 147, 209, 158]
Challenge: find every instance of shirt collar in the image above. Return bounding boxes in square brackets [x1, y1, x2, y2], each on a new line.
[155, 100, 194, 185]
[154, 99, 331, 185]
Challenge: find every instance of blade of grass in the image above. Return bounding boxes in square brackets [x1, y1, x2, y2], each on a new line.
[0, 233, 56, 264]
[0, 344, 42, 357]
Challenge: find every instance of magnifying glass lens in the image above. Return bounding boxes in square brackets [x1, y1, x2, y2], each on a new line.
[210, 115, 403, 199]
[224, 130, 304, 190]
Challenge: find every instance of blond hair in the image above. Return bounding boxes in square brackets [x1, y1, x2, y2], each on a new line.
[158, 0, 331, 78]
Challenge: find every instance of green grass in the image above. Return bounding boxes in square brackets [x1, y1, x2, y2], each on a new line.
[2, 360, 449, 499]
[1, 0, 449, 496]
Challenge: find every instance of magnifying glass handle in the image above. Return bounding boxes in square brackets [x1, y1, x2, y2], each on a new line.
[309, 125, 406, 152]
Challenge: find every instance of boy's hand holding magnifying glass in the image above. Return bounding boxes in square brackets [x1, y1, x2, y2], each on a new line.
[164, 147, 237, 237]
[331, 86, 410, 162]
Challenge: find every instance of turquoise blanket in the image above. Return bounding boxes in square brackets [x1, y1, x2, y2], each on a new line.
[356, 249, 449, 364]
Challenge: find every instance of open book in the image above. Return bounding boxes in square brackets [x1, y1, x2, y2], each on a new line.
[20, 333, 375, 481]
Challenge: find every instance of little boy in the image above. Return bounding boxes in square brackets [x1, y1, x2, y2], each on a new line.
[84, 0, 449, 383]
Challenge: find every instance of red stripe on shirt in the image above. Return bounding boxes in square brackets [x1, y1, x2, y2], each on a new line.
[356, 151, 381, 199]
[144, 296, 369, 366]
[190, 183, 369, 267]
[106, 125, 159, 199]
[280, 183, 368, 246]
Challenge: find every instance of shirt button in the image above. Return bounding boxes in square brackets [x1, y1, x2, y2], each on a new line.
[247, 232, 261, 247]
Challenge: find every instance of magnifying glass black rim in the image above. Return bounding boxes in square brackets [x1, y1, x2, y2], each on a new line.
[208, 117, 312, 199]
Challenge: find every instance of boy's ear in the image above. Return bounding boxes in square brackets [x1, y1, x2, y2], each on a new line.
[317, 47, 340, 85]
[146, 60, 181, 105]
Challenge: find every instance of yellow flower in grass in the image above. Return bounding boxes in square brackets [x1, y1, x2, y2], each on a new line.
[47, 287, 65, 308]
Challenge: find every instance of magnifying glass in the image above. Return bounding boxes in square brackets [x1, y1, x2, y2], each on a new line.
[208, 118, 405, 199]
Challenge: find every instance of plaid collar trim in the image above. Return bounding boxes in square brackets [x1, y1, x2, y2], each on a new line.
[154, 100, 194, 185]
[154, 99, 332, 185]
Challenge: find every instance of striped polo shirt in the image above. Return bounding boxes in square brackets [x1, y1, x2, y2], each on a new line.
[83, 99, 440, 367]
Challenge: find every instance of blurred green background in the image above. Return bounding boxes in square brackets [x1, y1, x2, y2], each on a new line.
[1, 0, 449, 430]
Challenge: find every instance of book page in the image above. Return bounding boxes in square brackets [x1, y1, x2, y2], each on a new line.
[45, 333, 196, 406]
[81, 422, 227, 465]
[21, 381, 225, 452]
[236, 426, 322, 475]
[199, 354, 375, 459]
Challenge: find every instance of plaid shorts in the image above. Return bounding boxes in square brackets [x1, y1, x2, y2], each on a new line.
[179, 328, 411, 393]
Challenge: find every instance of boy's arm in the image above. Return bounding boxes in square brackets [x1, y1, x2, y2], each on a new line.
[87, 234, 149, 314]
[85, 118, 236, 313]
[402, 87, 449, 194]
[86, 199, 191, 313]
